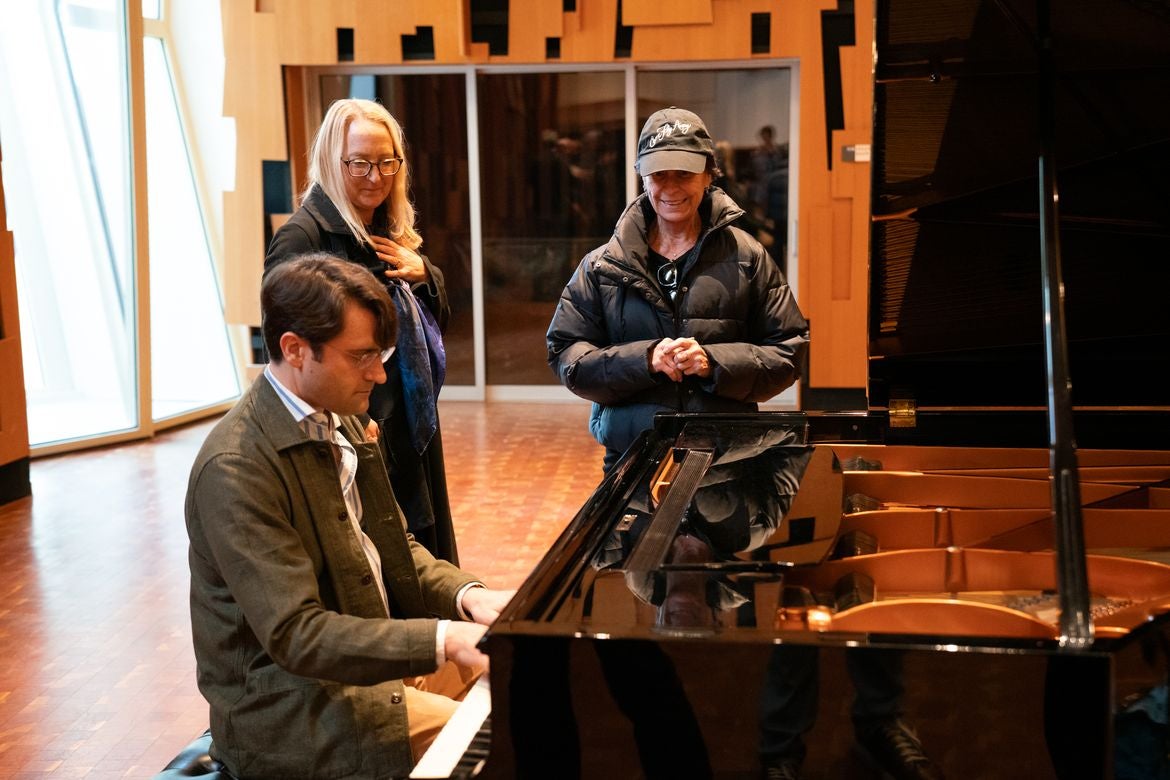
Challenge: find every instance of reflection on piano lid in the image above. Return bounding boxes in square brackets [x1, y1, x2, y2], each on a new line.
[466, 2, 1170, 775]
[476, 412, 1170, 777]
[869, 0, 1170, 412]
[409, 676, 491, 779]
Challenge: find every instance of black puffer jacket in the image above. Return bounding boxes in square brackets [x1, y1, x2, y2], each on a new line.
[547, 187, 810, 467]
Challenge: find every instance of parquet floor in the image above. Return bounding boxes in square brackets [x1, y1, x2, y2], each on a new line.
[0, 400, 602, 778]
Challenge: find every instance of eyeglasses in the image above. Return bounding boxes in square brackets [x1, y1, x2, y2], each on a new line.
[341, 157, 403, 177]
[657, 262, 679, 299]
[323, 343, 396, 369]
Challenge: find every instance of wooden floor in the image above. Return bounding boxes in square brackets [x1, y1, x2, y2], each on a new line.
[0, 400, 603, 778]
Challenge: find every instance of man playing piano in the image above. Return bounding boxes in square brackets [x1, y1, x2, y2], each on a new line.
[185, 254, 511, 779]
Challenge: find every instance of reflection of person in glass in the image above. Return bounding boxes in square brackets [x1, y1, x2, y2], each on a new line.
[760, 646, 943, 780]
[546, 107, 809, 473]
[615, 426, 813, 628]
[608, 425, 942, 777]
[748, 125, 789, 275]
[264, 98, 459, 564]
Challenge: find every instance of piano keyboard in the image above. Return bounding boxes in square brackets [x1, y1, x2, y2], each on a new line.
[410, 676, 491, 779]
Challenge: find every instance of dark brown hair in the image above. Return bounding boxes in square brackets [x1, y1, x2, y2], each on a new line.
[261, 253, 397, 362]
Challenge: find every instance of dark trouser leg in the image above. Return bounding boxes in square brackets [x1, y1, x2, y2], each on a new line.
[758, 644, 820, 766]
[594, 639, 713, 779]
[848, 648, 905, 725]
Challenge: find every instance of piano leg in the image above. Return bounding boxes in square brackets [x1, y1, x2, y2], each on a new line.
[509, 638, 581, 779]
[1044, 654, 1109, 778]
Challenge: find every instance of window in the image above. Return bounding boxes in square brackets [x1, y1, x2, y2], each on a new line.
[0, 0, 238, 449]
[1, 0, 138, 445]
[143, 36, 238, 420]
[477, 70, 626, 385]
[294, 62, 797, 403]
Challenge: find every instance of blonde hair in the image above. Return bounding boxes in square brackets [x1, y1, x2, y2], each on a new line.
[304, 98, 422, 251]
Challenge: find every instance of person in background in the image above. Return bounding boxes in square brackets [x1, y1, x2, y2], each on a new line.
[186, 255, 512, 778]
[265, 98, 458, 564]
[714, 138, 774, 253]
[750, 124, 786, 205]
[749, 125, 790, 274]
[546, 106, 809, 473]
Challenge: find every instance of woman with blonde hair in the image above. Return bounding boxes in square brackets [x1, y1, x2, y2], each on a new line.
[265, 98, 458, 563]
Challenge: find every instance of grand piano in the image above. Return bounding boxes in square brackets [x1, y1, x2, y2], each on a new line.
[429, 1, 1170, 777]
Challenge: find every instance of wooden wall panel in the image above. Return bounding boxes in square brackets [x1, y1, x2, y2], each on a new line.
[830, 7, 873, 388]
[273, 0, 356, 62]
[783, 0, 872, 390]
[557, 1, 622, 62]
[222, 1, 288, 324]
[355, 0, 472, 64]
[623, 0, 713, 26]
[0, 141, 30, 495]
[508, 0, 565, 62]
[220, 0, 875, 394]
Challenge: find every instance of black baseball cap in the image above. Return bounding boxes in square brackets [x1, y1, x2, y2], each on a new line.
[635, 107, 715, 175]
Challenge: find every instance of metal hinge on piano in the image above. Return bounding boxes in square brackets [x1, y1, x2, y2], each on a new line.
[409, 676, 491, 779]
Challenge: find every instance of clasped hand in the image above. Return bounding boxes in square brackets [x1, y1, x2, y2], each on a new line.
[651, 337, 712, 382]
[370, 235, 428, 284]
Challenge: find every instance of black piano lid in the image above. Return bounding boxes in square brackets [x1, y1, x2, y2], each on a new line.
[476, 7, 1170, 776]
[491, 412, 1170, 653]
[868, 0, 1170, 416]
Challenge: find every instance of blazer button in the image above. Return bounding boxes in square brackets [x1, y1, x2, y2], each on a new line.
[390, 691, 403, 704]
[361, 574, 373, 586]
[337, 511, 348, 522]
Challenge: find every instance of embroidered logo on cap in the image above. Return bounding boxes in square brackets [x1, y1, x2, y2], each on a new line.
[647, 121, 693, 148]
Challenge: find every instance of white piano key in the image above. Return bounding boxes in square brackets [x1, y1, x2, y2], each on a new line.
[410, 675, 492, 778]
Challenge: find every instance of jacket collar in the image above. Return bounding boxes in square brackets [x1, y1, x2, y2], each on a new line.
[302, 184, 390, 238]
[300, 185, 352, 236]
[605, 186, 745, 275]
[246, 374, 314, 452]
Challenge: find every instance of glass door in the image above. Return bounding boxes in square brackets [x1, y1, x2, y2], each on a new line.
[295, 62, 796, 404]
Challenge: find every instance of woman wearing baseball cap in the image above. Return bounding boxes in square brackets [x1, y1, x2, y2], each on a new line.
[547, 106, 810, 472]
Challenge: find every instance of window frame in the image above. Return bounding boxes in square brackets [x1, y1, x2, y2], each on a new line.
[299, 59, 800, 405]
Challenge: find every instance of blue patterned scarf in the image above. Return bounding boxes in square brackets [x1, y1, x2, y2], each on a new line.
[385, 279, 445, 454]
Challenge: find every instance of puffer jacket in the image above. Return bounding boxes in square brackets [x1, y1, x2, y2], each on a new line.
[547, 187, 810, 467]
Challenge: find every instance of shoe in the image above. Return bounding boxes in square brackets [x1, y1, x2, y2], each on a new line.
[854, 718, 944, 780]
[760, 758, 800, 780]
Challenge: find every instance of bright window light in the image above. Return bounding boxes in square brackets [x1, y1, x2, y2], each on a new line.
[143, 36, 239, 420]
[0, 0, 138, 446]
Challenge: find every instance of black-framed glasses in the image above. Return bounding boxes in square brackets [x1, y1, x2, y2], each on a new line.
[323, 343, 396, 369]
[657, 262, 679, 299]
[342, 157, 403, 177]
